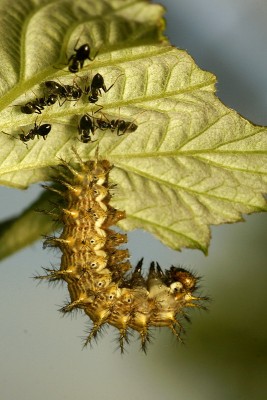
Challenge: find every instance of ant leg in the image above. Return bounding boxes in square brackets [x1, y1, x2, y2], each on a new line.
[118, 109, 145, 136]
[104, 73, 124, 93]
[2, 130, 24, 144]
[2, 130, 29, 148]
[92, 108, 110, 130]
[88, 46, 100, 62]
[57, 97, 67, 107]
[93, 105, 104, 114]
[73, 26, 86, 51]
[115, 107, 122, 135]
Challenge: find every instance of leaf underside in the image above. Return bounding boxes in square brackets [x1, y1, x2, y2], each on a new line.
[0, 0, 266, 259]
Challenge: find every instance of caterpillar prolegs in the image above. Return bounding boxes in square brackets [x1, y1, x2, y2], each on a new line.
[37, 150, 208, 352]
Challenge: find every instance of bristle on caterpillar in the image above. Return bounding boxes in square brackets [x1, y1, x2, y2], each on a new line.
[36, 149, 209, 352]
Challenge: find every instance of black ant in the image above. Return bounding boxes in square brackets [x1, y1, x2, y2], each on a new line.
[44, 81, 67, 97]
[78, 114, 97, 143]
[32, 122, 52, 140]
[94, 114, 138, 136]
[87, 73, 113, 103]
[109, 119, 138, 135]
[64, 84, 82, 101]
[20, 121, 51, 142]
[44, 80, 82, 105]
[95, 118, 110, 130]
[84, 73, 122, 104]
[2, 121, 52, 146]
[68, 41, 97, 73]
[21, 94, 58, 114]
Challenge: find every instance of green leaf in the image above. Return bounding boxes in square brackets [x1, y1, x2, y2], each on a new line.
[0, 0, 266, 259]
[0, 190, 57, 260]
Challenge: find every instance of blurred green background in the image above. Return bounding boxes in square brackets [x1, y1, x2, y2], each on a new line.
[1, 1, 267, 399]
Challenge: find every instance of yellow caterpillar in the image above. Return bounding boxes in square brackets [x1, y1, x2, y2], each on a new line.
[37, 150, 208, 352]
